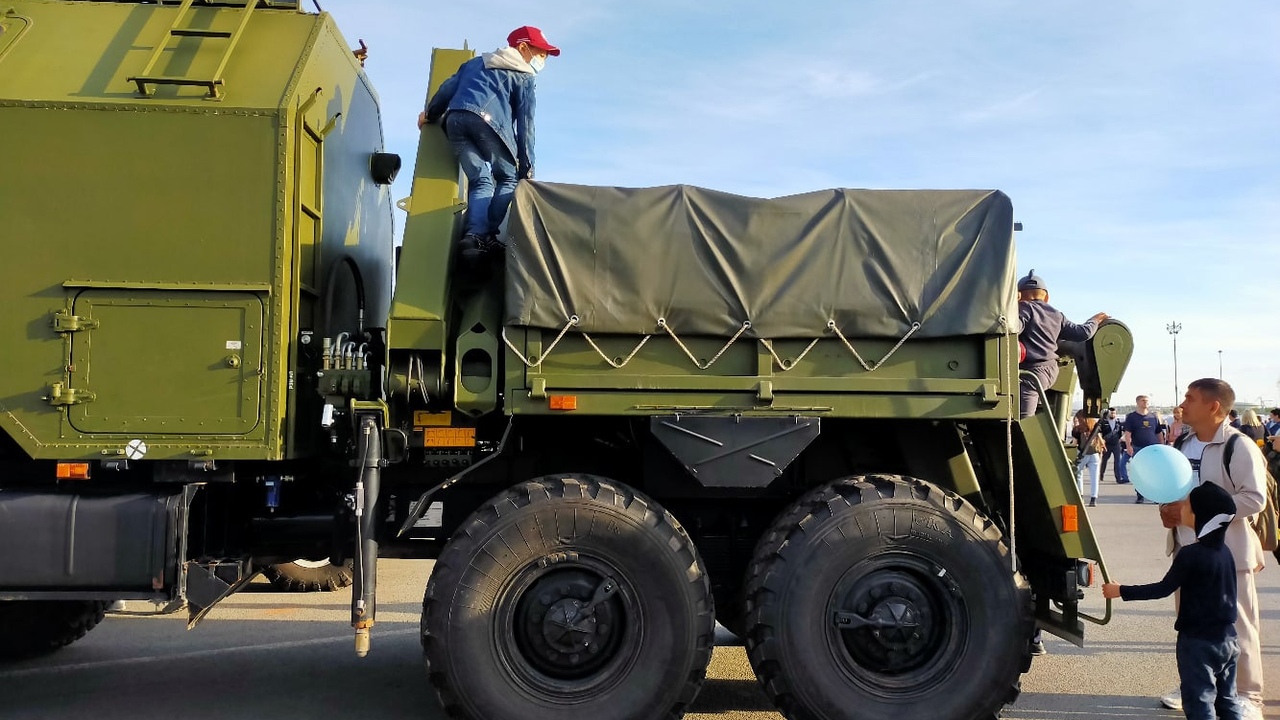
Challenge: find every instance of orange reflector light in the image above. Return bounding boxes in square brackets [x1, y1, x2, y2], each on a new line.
[1060, 505, 1079, 533]
[548, 395, 578, 411]
[56, 462, 91, 480]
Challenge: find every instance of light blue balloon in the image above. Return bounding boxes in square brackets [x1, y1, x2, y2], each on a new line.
[1128, 445, 1194, 503]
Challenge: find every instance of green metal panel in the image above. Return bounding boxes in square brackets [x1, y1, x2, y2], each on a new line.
[68, 291, 264, 435]
[0, 3, 393, 461]
[503, 330, 1010, 418]
[0, 2, 313, 109]
[388, 48, 474, 353]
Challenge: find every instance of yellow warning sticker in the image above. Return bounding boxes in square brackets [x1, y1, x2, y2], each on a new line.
[423, 427, 476, 448]
[414, 411, 453, 427]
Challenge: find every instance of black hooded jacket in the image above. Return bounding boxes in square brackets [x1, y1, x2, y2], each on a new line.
[1118, 484, 1238, 642]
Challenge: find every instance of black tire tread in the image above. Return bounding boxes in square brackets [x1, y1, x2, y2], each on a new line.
[261, 559, 355, 592]
[0, 600, 108, 661]
[422, 474, 715, 720]
[743, 474, 1032, 720]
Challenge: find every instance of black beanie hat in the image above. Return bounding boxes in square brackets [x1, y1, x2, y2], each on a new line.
[1189, 482, 1236, 546]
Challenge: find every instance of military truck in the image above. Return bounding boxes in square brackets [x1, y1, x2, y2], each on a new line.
[0, 3, 1134, 720]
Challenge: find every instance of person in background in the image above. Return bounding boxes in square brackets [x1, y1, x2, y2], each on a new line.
[1105, 482, 1243, 720]
[1072, 411, 1104, 507]
[1123, 395, 1166, 503]
[1167, 406, 1190, 444]
[1229, 410, 1242, 429]
[1264, 409, 1280, 438]
[1100, 407, 1124, 483]
[1238, 410, 1265, 443]
[1015, 270, 1108, 417]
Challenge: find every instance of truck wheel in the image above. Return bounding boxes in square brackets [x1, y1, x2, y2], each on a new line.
[261, 559, 355, 592]
[744, 474, 1032, 720]
[422, 475, 715, 720]
[0, 600, 107, 661]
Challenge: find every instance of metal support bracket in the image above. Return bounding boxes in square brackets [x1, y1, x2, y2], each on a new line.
[51, 309, 97, 333]
[45, 382, 95, 406]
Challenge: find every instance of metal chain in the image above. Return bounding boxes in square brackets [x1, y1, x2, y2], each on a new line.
[501, 315, 580, 368]
[761, 337, 822, 371]
[827, 320, 922, 371]
[658, 319, 751, 370]
[581, 333, 653, 369]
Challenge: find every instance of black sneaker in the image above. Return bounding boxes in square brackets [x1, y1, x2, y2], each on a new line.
[1134, 496, 1145, 504]
[458, 233, 485, 263]
[1088, 497, 1097, 508]
[1030, 641, 1047, 656]
[476, 234, 507, 254]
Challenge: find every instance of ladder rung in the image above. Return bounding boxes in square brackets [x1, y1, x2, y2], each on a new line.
[171, 29, 235, 38]
[131, 76, 225, 88]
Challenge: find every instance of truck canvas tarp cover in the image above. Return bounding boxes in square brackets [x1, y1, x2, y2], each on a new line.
[505, 182, 1017, 340]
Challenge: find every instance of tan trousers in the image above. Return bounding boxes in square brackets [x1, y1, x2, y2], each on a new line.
[1237, 569, 1263, 704]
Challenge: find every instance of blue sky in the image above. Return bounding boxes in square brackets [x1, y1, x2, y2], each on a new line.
[325, 1, 1280, 411]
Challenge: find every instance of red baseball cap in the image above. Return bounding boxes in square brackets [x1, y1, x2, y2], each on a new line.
[507, 26, 560, 56]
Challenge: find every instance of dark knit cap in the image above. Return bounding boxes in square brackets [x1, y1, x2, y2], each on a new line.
[1189, 482, 1236, 546]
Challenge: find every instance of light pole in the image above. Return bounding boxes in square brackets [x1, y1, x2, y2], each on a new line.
[1218, 350, 1223, 379]
[1167, 322, 1182, 405]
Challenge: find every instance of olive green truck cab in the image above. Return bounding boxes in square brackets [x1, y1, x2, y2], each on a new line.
[0, 4, 1134, 720]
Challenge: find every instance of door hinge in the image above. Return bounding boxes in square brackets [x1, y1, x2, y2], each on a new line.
[46, 382, 96, 406]
[51, 309, 98, 333]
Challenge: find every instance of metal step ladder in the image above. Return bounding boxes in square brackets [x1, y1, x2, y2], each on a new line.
[128, 0, 258, 99]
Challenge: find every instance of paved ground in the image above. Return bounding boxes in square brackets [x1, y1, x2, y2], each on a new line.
[1, 478, 1277, 719]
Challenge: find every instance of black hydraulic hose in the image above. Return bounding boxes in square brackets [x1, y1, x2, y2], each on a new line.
[352, 416, 381, 657]
[323, 255, 367, 338]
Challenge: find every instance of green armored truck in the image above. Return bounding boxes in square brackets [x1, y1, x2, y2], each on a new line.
[0, 4, 1134, 720]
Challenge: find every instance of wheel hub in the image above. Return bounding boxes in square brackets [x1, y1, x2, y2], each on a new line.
[542, 598, 599, 653]
[835, 570, 939, 673]
[514, 569, 623, 679]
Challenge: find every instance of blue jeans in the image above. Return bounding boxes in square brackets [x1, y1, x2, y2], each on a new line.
[1077, 453, 1099, 498]
[443, 111, 519, 237]
[1018, 362, 1058, 418]
[1177, 635, 1242, 720]
[1117, 449, 1130, 483]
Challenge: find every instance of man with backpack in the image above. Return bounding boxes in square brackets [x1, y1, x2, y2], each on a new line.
[1158, 378, 1268, 718]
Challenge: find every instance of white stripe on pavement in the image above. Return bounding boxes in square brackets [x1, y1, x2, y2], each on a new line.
[0, 628, 420, 679]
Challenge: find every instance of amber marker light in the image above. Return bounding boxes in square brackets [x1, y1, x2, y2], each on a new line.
[548, 395, 578, 411]
[56, 462, 91, 480]
[1060, 505, 1079, 533]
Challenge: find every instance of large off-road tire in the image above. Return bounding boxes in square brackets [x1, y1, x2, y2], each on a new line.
[744, 475, 1033, 720]
[261, 559, 355, 592]
[0, 600, 107, 661]
[421, 475, 715, 720]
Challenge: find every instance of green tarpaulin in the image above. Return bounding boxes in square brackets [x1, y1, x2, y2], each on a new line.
[505, 182, 1017, 340]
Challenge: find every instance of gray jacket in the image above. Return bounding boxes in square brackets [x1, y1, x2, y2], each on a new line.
[1172, 419, 1268, 572]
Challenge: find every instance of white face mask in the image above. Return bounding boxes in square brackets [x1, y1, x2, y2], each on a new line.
[529, 54, 546, 73]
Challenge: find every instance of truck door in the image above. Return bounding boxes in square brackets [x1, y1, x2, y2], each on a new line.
[67, 290, 264, 435]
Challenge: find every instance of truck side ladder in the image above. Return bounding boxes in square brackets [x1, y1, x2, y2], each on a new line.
[128, 0, 258, 99]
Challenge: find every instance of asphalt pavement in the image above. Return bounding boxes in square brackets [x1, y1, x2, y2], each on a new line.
[1, 478, 1277, 719]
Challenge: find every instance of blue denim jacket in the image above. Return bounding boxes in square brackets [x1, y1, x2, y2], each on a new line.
[425, 52, 537, 176]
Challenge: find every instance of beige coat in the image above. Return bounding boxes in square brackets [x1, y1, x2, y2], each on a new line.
[1172, 419, 1268, 571]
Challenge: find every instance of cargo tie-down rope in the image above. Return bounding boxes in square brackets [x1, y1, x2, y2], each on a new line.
[502, 317, 925, 373]
[1000, 313, 1017, 573]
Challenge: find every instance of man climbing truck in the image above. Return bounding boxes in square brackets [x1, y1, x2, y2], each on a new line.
[0, 4, 1134, 720]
